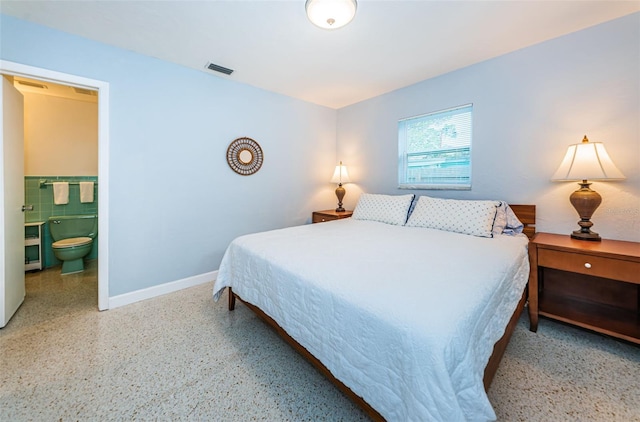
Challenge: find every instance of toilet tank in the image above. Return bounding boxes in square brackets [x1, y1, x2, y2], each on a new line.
[48, 214, 98, 241]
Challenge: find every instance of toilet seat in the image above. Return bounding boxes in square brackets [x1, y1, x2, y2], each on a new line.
[52, 237, 93, 248]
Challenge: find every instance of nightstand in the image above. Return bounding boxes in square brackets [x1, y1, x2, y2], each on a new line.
[528, 232, 640, 344]
[312, 209, 353, 223]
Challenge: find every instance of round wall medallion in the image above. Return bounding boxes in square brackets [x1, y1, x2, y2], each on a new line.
[226, 137, 264, 175]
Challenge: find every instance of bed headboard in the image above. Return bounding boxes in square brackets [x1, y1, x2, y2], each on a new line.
[509, 205, 536, 239]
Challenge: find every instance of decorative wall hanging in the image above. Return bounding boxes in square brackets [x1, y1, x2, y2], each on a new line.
[226, 137, 264, 175]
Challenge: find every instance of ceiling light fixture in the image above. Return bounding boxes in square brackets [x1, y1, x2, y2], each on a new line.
[17, 80, 48, 89]
[305, 0, 357, 30]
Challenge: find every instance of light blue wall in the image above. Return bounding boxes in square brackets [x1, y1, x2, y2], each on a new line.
[337, 13, 640, 242]
[1, 15, 338, 295]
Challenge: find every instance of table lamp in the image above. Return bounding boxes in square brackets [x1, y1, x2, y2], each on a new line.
[551, 135, 625, 241]
[330, 161, 351, 212]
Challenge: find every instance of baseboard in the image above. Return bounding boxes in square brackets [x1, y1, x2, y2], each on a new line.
[108, 270, 217, 309]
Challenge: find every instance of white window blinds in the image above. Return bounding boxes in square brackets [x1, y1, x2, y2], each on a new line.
[398, 104, 472, 190]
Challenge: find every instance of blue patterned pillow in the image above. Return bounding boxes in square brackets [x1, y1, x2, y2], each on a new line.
[492, 202, 525, 236]
[352, 193, 415, 226]
[406, 196, 500, 237]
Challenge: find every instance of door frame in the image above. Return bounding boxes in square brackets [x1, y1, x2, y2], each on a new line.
[0, 60, 110, 311]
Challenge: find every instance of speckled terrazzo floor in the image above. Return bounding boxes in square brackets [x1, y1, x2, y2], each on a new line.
[1, 264, 638, 421]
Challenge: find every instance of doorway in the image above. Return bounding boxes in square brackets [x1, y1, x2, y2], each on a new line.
[0, 60, 109, 311]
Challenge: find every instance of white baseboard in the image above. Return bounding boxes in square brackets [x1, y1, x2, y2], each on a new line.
[108, 270, 217, 309]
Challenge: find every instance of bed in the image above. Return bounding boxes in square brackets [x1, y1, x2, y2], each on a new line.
[213, 194, 535, 421]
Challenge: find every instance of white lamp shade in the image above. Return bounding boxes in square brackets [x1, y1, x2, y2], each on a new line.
[551, 138, 625, 181]
[330, 163, 351, 184]
[305, 0, 357, 29]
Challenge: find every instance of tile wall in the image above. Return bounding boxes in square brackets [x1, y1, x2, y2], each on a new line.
[24, 176, 98, 269]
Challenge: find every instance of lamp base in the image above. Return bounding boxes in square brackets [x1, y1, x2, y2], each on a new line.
[568, 181, 602, 242]
[571, 229, 601, 241]
[335, 183, 346, 213]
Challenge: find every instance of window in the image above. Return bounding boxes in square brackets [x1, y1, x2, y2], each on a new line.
[398, 104, 472, 190]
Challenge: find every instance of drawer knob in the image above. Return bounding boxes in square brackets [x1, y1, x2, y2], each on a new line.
[584, 262, 592, 269]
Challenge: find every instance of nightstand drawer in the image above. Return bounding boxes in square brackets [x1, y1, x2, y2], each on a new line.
[538, 249, 640, 284]
[313, 214, 337, 223]
[312, 210, 353, 224]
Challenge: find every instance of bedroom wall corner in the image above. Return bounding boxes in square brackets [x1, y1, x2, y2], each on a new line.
[336, 12, 640, 242]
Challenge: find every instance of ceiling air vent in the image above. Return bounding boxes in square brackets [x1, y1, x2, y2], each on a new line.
[206, 62, 234, 75]
[18, 80, 48, 89]
[73, 87, 97, 96]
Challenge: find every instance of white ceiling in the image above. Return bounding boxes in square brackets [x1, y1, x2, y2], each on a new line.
[2, 1, 638, 109]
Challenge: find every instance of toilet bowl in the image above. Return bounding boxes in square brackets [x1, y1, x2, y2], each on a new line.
[49, 215, 97, 275]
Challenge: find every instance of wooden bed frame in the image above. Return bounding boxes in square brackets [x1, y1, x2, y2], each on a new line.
[227, 204, 536, 421]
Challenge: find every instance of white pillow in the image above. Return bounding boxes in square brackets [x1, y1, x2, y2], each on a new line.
[352, 193, 415, 226]
[406, 196, 500, 237]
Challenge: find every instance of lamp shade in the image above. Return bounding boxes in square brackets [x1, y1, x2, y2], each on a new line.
[305, 0, 357, 29]
[330, 162, 351, 184]
[551, 136, 625, 181]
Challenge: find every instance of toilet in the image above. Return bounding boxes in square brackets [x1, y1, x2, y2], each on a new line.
[48, 214, 97, 275]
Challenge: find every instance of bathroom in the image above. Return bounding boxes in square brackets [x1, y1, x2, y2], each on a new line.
[17, 77, 98, 274]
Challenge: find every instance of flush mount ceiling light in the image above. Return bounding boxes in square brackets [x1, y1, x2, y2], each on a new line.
[305, 0, 357, 30]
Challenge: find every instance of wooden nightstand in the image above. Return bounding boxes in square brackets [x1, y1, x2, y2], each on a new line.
[312, 209, 353, 223]
[528, 232, 640, 344]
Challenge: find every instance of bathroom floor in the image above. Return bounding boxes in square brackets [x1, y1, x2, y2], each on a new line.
[7, 260, 98, 332]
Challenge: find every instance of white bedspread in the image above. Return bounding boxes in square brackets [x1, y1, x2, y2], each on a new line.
[213, 218, 530, 421]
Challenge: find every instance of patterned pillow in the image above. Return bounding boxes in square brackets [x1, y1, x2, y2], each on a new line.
[492, 202, 508, 236]
[352, 193, 415, 226]
[406, 196, 500, 237]
[492, 201, 524, 236]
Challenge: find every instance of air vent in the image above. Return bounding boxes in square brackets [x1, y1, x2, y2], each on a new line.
[73, 87, 97, 96]
[206, 62, 234, 75]
[18, 80, 47, 89]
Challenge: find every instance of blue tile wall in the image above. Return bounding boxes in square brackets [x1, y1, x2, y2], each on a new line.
[24, 176, 98, 269]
